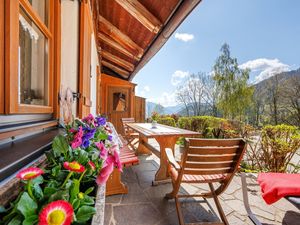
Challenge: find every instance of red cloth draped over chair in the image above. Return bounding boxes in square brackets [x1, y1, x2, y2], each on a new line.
[257, 173, 300, 204]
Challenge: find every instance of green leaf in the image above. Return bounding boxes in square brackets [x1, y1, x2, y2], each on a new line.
[31, 176, 43, 185]
[22, 215, 38, 225]
[75, 206, 96, 223]
[70, 179, 80, 202]
[82, 195, 94, 205]
[77, 150, 89, 164]
[84, 187, 94, 195]
[44, 187, 57, 197]
[72, 199, 81, 211]
[17, 192, 37, 218]
[48, 190, 69, 203]
[7, 215, 22, 225]
[52, 135, 69, 157]
[51, 165, 61, 177]
[33, 183, 43, 200]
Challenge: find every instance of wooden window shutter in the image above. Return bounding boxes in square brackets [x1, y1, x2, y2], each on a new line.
[78, 1, 93, 118]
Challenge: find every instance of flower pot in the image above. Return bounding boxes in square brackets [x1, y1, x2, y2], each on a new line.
[151, 121, 157, 128]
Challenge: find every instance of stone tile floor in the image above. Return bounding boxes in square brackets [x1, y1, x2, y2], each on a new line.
[104, 140, 300, 225]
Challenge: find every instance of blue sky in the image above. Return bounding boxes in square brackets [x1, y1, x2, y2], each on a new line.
[132, 0, 300, 106]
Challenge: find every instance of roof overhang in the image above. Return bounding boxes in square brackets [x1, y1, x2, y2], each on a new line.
[91, 0, 202, 81]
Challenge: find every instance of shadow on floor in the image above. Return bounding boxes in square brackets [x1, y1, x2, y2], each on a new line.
[104, 156, 224, 225]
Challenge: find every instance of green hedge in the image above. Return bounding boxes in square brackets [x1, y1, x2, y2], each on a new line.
[178, 116, 241, 138]
[157, 117, 176, 127]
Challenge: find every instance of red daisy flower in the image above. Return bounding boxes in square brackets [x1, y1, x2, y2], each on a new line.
[88, 161, 96, 171]
[63, 161, 85, 173]
[38, 200, 73, 225]
[16, 167, 44, 180]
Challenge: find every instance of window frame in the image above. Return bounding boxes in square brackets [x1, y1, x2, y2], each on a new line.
[5, 0, 54, 114]
[0, 0, 4, 114]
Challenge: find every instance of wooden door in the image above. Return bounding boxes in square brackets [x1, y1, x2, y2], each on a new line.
[108, 86, 131, 133]
[134, 96, 145, 122]
[78, 1, 93, 118]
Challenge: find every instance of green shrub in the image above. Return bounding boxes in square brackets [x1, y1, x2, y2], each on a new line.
[157, 117, 176, 127]
[178, 117, 192, 130]
[260, 124, 300, 172]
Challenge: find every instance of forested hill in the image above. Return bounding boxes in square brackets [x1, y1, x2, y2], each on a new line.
[254, 68, 300, 92]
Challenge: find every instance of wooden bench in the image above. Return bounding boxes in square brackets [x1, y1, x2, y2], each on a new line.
[105, 136, 139, 196]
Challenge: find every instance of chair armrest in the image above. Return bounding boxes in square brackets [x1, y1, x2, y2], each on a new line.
[165, 148, 181, 170]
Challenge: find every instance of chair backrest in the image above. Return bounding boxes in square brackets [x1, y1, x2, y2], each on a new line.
[121, 118, 135, 134]
[181, 138, 246, 179]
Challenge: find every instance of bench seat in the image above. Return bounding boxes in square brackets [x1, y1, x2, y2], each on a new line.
[105, 136, 139, 196]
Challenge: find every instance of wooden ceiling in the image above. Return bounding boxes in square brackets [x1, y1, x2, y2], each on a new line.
[91, 0, 202, 81]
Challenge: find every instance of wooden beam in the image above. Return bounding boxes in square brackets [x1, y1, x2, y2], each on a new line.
[99, 15, 143, 58]
[102, 60, 130, 78]
[98, 33, 140, 61]
[129, 0, 202, 81]
[115, 0, 162, 33]
[102, 50, 134, 72]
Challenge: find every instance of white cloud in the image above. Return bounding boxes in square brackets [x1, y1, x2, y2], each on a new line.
[239, 58, 291, 83]
[148, 92, 177, 107]
[171, 70, 189, 86]
[136, 85, 150, 98]
[174, 32, 194, 42]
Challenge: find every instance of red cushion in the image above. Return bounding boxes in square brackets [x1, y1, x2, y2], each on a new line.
[257, 173, 300, 204]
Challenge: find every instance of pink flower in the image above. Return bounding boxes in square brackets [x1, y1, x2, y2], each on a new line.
[95, 142, 108, 160]
[63, 161, 85, 173]
[82, 114, 95, 125]
[16, 167, 44, 180]
[88, 161, 96, 171]
[109, 145, 122, 172]
[96, 162, 114, 185]
[38, 200, 73, 225]
[113, 150, 123, 172]
[71, 126, 83, 149]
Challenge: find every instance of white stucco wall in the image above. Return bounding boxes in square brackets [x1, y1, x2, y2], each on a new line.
[61, 0, 79, 116]
[60, 1, 99, 118]
[90, 34, 99, 115]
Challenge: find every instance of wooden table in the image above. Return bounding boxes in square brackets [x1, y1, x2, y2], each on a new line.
[126, 123, 199, 185]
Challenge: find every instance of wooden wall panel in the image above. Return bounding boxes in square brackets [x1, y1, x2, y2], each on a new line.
[134, 96, 145, 122]
[0, 0, 4, 113]
[100, 73, 136, 133]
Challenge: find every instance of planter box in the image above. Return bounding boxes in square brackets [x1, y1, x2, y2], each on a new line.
[91, 185, 105, 225]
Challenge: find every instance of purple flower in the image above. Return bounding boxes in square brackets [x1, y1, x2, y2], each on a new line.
[81, 137, 90, 148]
[95, 117, 106, 126]
[83, 127, 96, 139]
[108, 135, 113, 142]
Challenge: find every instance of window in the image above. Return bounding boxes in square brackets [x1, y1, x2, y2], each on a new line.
[5, 0, 53, 113]
[113, 92, 126, 112]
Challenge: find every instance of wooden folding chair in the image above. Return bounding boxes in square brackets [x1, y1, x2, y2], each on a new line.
[121, 118, 139, 150]
[165, 138, 247, 225]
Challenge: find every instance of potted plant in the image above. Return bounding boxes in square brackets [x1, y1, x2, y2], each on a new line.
[151, 112, 159, 128]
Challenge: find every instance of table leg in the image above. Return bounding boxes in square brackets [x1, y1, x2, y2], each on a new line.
[153, 136, 178, 185]
[136, 135, 151, 155]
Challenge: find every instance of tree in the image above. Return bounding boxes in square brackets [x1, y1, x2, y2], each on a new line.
[213, 43, 253, 121]
[265, 74, 281, 125]
[282, 75, 300, 126]
[176, 73, 213, 116]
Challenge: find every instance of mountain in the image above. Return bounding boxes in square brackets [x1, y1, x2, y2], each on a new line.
[146, 101, 183, 117]
[254, 68, 300, 89]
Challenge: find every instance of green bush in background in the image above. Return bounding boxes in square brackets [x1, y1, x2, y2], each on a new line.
[260, 124, 300, 172]
[157, 116, 176, 127]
